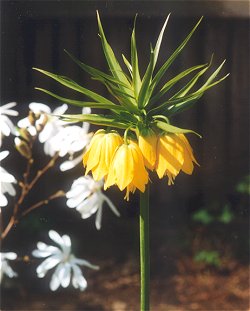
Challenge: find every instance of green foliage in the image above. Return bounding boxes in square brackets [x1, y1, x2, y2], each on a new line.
[34, 12, 228, 136]
[218, 205, 234, 224]
[192, 209, 214, 224]
[194, 250, 221, 267]
[236, 175, 250, 195]
[192, 205, 234, 225]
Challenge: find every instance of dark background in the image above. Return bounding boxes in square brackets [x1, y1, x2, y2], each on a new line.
[1, 1, 249, 310]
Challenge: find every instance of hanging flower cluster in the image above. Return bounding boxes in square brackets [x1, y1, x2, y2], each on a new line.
[83, 128, 199, 199]
[34, 12, 228, 200]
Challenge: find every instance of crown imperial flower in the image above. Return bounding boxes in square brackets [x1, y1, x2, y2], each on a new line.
[83, 130, 123, 181]
[105, 140, 149, 200]
[156, 133, 198, 185]
[35, 12, 227, 199]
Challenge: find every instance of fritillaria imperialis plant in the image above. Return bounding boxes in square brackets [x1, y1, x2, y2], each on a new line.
[34, 12, 228, 311]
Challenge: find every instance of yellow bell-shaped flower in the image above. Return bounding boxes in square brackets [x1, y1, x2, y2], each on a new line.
[156, 133, 198, 185]
[83, 129, 123, 181]
[104, 140, 149, 200]
[138, 129, 158, 171]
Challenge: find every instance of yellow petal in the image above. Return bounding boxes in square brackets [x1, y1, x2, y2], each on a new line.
[138, 132, 158, 170]
[115, 145, 134, 190]
[124, 183, 136, 201]
[156, 134, 184, 178]
[129, 141, 149, 192]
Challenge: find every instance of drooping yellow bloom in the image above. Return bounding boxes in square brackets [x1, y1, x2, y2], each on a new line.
[156, 133, 198, 185]
[104, 140, 149, 200]
[138, 129, 158, 170]
[83, 129, 123, 180]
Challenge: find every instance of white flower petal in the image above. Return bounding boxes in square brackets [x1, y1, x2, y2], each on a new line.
[71, 264, 87, 291]
[76, 196, 100, 219]
[66, 183, 90, 199]
[32, 245, 60, 258]
[71, 258, 99, 270]
[62, 235, 71, 249]
[29, 102, 51, 113]
[0, 102, 17, 112]
[95, 205, 103, 230]
[48, 230, 65, 247]
[1, 171, 16, 183]
[66, 190, 91, 208]
[60, 154, 83, 171]
[49, 263, 63, 291]
[36, 255, 61, 275]
[17, 117, 30, 128]
[59, 263, 71, 288]
[36, 241, 49, 251]
[0, 151, 9, 161]
[39, 123, 54, 143]
[1, 252, 17, 260]
[0, 118, 12, 136]
[0, 193, 8, 207]
[53, 104, 68, 115]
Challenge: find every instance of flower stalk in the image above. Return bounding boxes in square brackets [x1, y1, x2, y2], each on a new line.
[140, 184, 150, 311]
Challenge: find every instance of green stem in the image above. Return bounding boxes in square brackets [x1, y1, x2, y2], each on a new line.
[140, 184, 150, 311]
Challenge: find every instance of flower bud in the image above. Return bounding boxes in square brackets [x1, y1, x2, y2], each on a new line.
[15, 137, 32, 159]
[18, 128, 32, 142]
[28, 111, 37, 126]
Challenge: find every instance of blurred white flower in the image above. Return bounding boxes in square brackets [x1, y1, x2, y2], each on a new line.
[44, 108, 92, 170]
[0, 252, 18, 282]
[0, 102, 18, 145]
[66, 176, 120, 230]
[0, 151, 17, 207]
[32, 230, 99, 291]
[17, 102, 68, 138]
[18, 103, 91, 170]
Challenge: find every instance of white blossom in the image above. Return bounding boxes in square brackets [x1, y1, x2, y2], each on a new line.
[66, 176, 120, 230]
[32, 230, 99, 291]
[18, 103, 91, 170]
[0, 102, 18, 145]
[0, 151, 17, 207]
[0, 252, 18, 282]
[17, 102, 68, 139]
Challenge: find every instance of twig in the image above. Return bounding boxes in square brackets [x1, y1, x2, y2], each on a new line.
[21, 190, 65, 217]
[28, 153, 59, 190]
[1, 153, 60, 240]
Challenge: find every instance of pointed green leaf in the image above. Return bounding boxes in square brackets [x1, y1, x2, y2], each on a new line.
[96, 11, 132, 90]
[155, 120, 201, 137]
[149, 91, 204, 116]
[65, 50, 130, 89]
[61, 113, 128, 129]
[122, 54, 133, 77]
[131, 15, 141, 99]
[94, 77, 139, 114]
[35, 88, 127, 111]
[167, 73, 229, 116]
[196, 59, 227, 91]
[170, 55, 213, 99]
[145, 17, 203, 106]
[170, 64, 211, 100]
[153, 14, 170, 69]
[149, 63, 208, 106]
[33, 67, 115, 106]
[137, 48, 154, 108]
